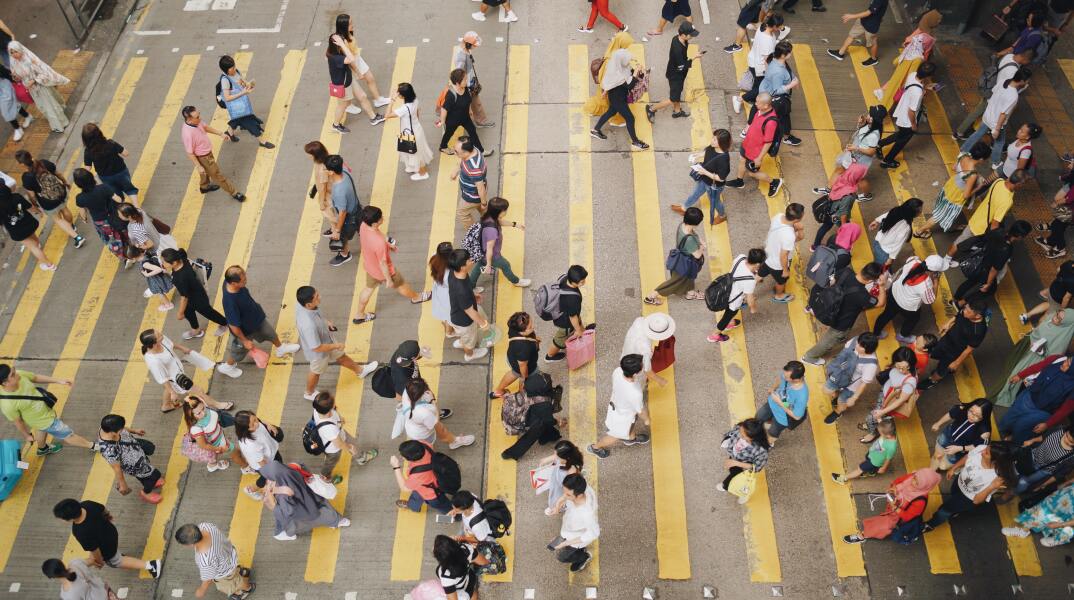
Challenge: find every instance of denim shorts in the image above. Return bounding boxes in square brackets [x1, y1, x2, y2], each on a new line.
[934, 429, 962, 465]
[41, 418, 73, 440]
[823, 383, 856, 406]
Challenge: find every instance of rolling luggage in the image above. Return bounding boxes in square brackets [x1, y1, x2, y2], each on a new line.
[0, 439, 26, 502]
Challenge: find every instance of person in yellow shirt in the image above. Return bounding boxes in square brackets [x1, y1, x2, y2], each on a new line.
[943, 169, 1025, 269]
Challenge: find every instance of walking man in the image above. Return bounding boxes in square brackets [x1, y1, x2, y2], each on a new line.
[180, 106, 246, 202]
[646, 22, 701, 121]
[0, 365, 96, 456]
[451, 32, 497, 126]
[802, 263, 887, 365]
[448, 249, 491, 361]
[587, 354, 650, 459]
[312, 392, 378, 482]
[726, 93, 782, 197]
[53, 498, 161, 578]
[544, 265, 589, 362]
[218, 266, 300, 378]
[325, 154, 360, 267]
[296, 285, 378, 400]
[549, 473, 599, 573]
[827, 0, 890, 66]
[173, 523, 254, 600]
[451, 137, 488, 229]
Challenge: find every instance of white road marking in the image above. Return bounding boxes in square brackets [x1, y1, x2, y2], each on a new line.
[345, 593, 358, 600]
[8, 583, 19, 592]
[700, 0, 710, 24]
[171, 589, 183, 598]
[276, 43, 286, 48]
[285, 594, 297, 600]
[183, 0, 211, 11]
[28, 34, 37, 39]
[386, 39, 394, 44]
[524, 590, 536, 600]
[136, 49, 145, 55]
[587, 587, 598, 599]
[313, 41, 322, 46]
[217, 0, 289, 33]
[116, 589, 129, 599]
[171, 47, 179, 52]
[496, 36, 504, 42]
[240, 43, 250, 49]
[422, 38, 430, 43]
[133, 30, 171, 36]
[206, 45, 215, 51]
[211, 0, 237, 9]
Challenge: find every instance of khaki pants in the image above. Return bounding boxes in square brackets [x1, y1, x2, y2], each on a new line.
[196, 153, 238, 196]
[470, 88, 488, 124]
[213, 566, 251, 596]
[458, 199, 482, 229]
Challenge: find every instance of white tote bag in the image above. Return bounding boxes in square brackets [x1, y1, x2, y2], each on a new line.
[305, 473, 338, 500]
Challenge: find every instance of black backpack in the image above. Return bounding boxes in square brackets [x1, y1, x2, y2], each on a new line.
[301, 419, 334, 455]
[705, 257, 754, 312]
[470, 499, 513, 538]
[762, 114, 782, 157]
[977, 60, 1019, 98]
[370, 365, 396, 398]
[811, 195, 832, 224]
[411, 451, 462, 497]
[215, 75, 228, 109]
[808, 268, 851, 327]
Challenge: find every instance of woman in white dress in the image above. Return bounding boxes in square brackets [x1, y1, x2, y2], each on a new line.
[139, 328, 230, 413]
[428, 241, 455, 335]
[384, 82, 434, 181]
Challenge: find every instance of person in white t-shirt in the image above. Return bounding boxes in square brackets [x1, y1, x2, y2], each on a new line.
[758, 203, 804, 303]
[924, 442, 1017, 531]
[449, 490, 494, 543]
[549, 473, 599, 573]
[956, 48, 1033, 138]
[872, 254, 943, 343]
[878, 62, 935, 169]
[821, 333, 880, 424]
[139, 328, 229, 413]
[1001, 122, 1042, 179]
[708, 249, 765, 343]
[233, 410, 282, 501]
[960, 65, 1032, 169]
[587, 354, 649, 459]
[398, 377, 474, 450]
[311, 392, 378, 482]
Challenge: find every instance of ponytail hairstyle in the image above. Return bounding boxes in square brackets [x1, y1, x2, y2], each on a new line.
[429, 241, 453, 283]
[554, 440, 584, 472]
[767, 40, 793, 64]
[118, 203, 143, 223]
[879, 198, 924, 233]
[160, 247, 189, 267]
[139, 329, 159, 355]
[761, 13, 784, 32]
[507, 311, 531, 337]
[405, 377, 431, 414]
[40, 558, 75, 581]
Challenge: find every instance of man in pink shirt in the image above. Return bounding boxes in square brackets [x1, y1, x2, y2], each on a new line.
[181, 106, 245, 202]
[350, 205, 431, 325]
[726, 92, 782, 198]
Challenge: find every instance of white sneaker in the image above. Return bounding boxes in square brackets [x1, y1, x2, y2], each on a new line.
[731, 96, 742, 114]
[514, 278, 531, 287]
[243, 486, 264, 501]
[358, 361, 378, 378]
[472, 11, 486, 21]
[873, 88, 884, 100]
[1002, 526, 1031, 538]
[778, 26, 791, 40]
[12, 127, 23, 142]
[737, 495, 750, 505]
[275, 343, 301, 357]
[464, 347, 489, 361]
[345, 105, 362, 115]
[453, 339, 464, 349]
[335, 517, 351, 528]
[273, 532, 297, 541]
[20, 115, 32, 128]
[373, 96, 391, 108]
[217, 363, 243, 379]
[207, 460, 230, 473]
[143, 288, 153, 298]
[410, 172, 430, 181]
[39, 263, 57, 271]
[241, 466, 257, 475]
[303, 390, 319, 401]
[716, 483, 727, 492]
[449, 434, 476, 449]
[505, 10, 519, 22]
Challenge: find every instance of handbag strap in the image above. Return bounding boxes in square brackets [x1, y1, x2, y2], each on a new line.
[402, 105, 415, 135]
[0, 394, 51, 402]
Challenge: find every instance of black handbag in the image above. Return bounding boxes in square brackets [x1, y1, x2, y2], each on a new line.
[3, 387, 58, 409]
[397, 106, 418, 155]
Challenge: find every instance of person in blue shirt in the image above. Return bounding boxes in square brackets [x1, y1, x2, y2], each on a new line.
[758, 41, 802, 147]
[755, 360, 809, 445]
[218, 266, 300, 379]
[217, 55, 274, 149]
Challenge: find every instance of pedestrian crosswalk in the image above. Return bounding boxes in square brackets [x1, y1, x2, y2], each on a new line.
[0, 34, 1068, 596]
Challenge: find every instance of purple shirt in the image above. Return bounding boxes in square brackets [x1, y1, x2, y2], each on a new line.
[481, 221, 502, 260]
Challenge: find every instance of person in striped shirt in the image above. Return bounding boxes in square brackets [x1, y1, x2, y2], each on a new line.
[174, 523, 254, 599]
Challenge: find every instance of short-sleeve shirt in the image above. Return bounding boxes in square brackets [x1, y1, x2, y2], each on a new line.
[442, 88, 474, 121]
[506, 337, 539, 375]
[609, 366, 644, 416]
[461, 501, 493, 541]
[458, 152, 486, 203]
[984, 82, 1020, 130]
[327, 53, 352, 87]
[553, 277, 582, 329]
[449, 273, 477, 327]
[98, 429, 155, 479]
[764, 214, 796, 271]
[480, 220, 503, 260]
[0, 370, 56, 430]
[171, 263, 210, 306]
[832, 275, 878, 331]
[766, 374, 808, 426]
[60, 559, 110, 600]
[893, 75, 924, 129]
[75, 184, 116, 222]
[1049, 261, 1074, 302]
[933, 312, 988, 360]
[451, 47, 476, 85]
[1002, 140, 1033, 179]
[71, 501, 119, 560]
[359, 222, 394, 280]
[331, 171, 360, 222]
[181, 121, 213, 157]
[143, 336, 185, 392]
[403, 393, 438, 441]
[742, 109, 778, 162]
[867, 436, 898, 466]
[841, 338, 879, 392]
[437, 542, 477, 594]
[236, 423, 279, 469]
[968, 180, 1014, 236]
[943, 404, 990, 448]
[19, 159, 55, 195]
[728, 255, 757, 311]
[404, 442, 439, 500]
[190, 410, 228, 450]
[314, 408, 344, 454]
[698, 147, 730, 186]
[295, 305, 333, 362]
[193, 523, 239, 582]
[83, 140, 127, 176]
[222, 286, 266, 335]
[957, 444, 998, 500]
[860, 0, 890, 33]
[673, 224, 700, 255]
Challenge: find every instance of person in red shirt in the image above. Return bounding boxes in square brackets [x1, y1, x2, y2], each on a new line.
[726, 93, 782, 198]
[389, 440, 454, 513]
[351, 206, 431, 324]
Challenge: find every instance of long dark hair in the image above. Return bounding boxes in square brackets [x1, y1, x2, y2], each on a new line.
[987, 441, 1019, 488]
[334, 14, 353, 42]
[118, 203, 143, 223]
[889, 346, 918, 377]
[740, 418, 771, 451]
[160, 247, 189, 267]
[554, 440, 583, 472]
[766, 40, 792, 64]
[138, 328, 159, 355]
[429, 241, 452, 283]
[304, 140, 329, 164]
[40, 558, 76, 581]
[865, 105, 887, 135]
[234, 410, 256, 441]
[405, 377, 431, 414]
[481, 196, 509, 232]
[432, 534, 469, 576]
[879, 198, 924, 233]
[81, 123, 110, 159]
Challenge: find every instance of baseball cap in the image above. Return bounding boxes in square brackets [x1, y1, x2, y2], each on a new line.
[678, 22, 700, 37]
[924, 255, 947, 272]
[393, 340, 429, 366]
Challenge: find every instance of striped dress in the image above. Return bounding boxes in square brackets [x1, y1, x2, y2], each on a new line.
[933, 152, 976, 231]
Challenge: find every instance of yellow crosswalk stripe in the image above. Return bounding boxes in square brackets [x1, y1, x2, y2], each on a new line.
[59, 51, 253, 565]
[690, 45, 781, 582]
[0, 55, 198, 574]
[0, 57, 146, 359]
[140, 50, 306, 572]
[305, 46, 417, 582]
[566, 43, 601, 584]
[847, 46, 1042, 576]
[794, 44, 962, 574]
[627, 43, 691, 580]
[482, 43, 530, 583]
[731, 47, 866, 578]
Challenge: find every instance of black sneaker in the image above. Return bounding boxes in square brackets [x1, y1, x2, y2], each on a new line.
[232, 193, 246, 202]
[586, 444, 609, 459]
[783, 134, 802, 146]
[1034, 236, 1056, 250]
[917, 378, 937, 391]
[439, 408, 453, 420]
[880, 160, 899, 169]
[200, 184, 221, 193]
[329, 253, 353, 267]
[623, 433, 651, 446]
[570, 551, 593, 572]
[332, 123, 351, 134]
[544, 352, 565, 362]
[723, 43, 743, 54]
[323, 228, 334, 237]
[632, 140, 650, 150]
[861, 57, 879, 67]
[369, 114, 386, 126]
[767, 178, 783, 197]
[645, 105, 656, 123]
[671, 110, 690, 119]
[146, 559, 162, 579]
[812, 4, 827, 11]
[725, 178, 745, 188]
[258, 141, 276, 149]
[842, 534, 865, 544]
[827, 49, 846, 61]
[856, 193, 874, 202]
[824, 410, 842, 424]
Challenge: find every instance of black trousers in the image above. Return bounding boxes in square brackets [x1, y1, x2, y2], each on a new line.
[555, 545, 590, 569]
[880, 126, 915, 163]
[440, 114, 483, 152]
[782, 0, 824, 8]
[135, 468, 163, 494]
[502, 403, 561, 460]
[7, 107, 28, 129]
[871, 289, 921, 338]
[954, 272, 995, 303]
[716, 307, 740, 332]
[183, 295, 228, 330]
[255, 451, 284, 488]
[1047, 219, 1069, 250]
[594, 83, 641, 144]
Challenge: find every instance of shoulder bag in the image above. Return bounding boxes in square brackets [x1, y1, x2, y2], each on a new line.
[665, 232, 705, 279]
[468, 55, 482, 96]
[397, 105, 418, 154]
[2, 387, 58, 409]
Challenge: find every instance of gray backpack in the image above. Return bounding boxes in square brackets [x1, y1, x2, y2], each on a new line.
[805, 245, 848, 288]
[825, 337, 877, 390]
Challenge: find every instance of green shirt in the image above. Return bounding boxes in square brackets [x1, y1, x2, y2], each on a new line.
[867, 436, 898, 467]
[675, 225, 701, 255]
[0, 370, 57, 430]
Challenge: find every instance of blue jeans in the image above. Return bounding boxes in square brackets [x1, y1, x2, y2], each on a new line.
[871, 239, 890, 264]
[99, 169, 139, 199]
[682, 179, 726, 223]
[960, 123, 1005, 166]
[1000, 389, 1052, 444]
[1016, 467, 1054, 494]
[406, 490, 453, 514]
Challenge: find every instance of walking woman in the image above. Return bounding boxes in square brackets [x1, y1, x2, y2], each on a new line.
[647, 0, 692, 36]
[433, 534, 483, 600]
[13, 150, 83, 248]
[304, 141, 347, 234]
[469, 196, 530, 289]
[584, 32, 633, 128]
[41, 558, 119, 600]
[451, 32, 495, 129]
[130, 244, 173, 312]
[916, 142, 990, 238]
[81, 123, 139, 204]
[261, 460, 349, 541]
[672, 128, 730, 225]
[217, 55, 274, 149]
[326, 33, 382, 134]
[1004, 479, 1074, 547]
[7, 41, 69, 133]
[923, 442, 1018, 531]
[812, 106, 886, 202]
[182, 395, 246, 473]
[718, 418, 770, 505]
[733, 13, 784, 116]
[842, 468, 940, 545]
[1000, 122, 1042, 180]
[234, 410, 284, 502]
[537, 440, 584, 516]
[396, 378, 475, 450]
[383, 82, 433, 180]
[758, 40, 802, 147]
[117, 203, 176, 254]
[429, 242, 456, 336]
[644, 207, 706, 304]
[874, 10, 941, 107]
[140, 328, 229, 413]
[579, 0, 627, 32]
[161, 248, 228, 340]
[439, 69, 487, 155]
[589, 46, 649, 150]
[930, 398, 992, 471]
[335, 14, 390, 116]
[871, 254, 943, 344]
[869, 198, 923, 268]
[72, 167, 127, 260]
[492, 311, 541, 398]
[0, 184, 54, 270]
[0, 65, 30, 141]
[860, 347, 919, 444]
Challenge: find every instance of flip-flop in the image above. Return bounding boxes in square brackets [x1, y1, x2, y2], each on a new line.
[410, 291, 432, 304]
[328, 324, 339, 332]
[352, 313, 376, 325]
[643, 296, 663, 306]
[685, 292, 705, 300]
[912, 230, 933, 239]
[218, 402, 234, 411]
[160, 406, 177, 414]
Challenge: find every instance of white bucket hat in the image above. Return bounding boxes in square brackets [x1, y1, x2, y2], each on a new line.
[643, 313, 676, 341]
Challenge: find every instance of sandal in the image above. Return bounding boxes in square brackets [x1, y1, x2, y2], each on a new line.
[355, 448, 379, 465]
[352, 312, 376, 325]
[859, 434, 879, 444]
[160, 405, 177, 414]
[912, 230, 933, 239]
[643, 295, 663, 306]
[395, 499, 410, 509]
[217, 401, 234, 411]
[410, 291, 433, 304]
[685, 291, 705, 300]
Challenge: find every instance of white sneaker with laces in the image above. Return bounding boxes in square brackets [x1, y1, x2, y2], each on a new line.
[243, 486, 264, 501]
[1001, 526, 1031, 538]
[12, 128, 23, 142]
[241, 466, 257, 475]
[274, 532, 297, 541]
[358, 361, 378, 378]
[336, 517, 352, 528]
[20, 115, 32, 128]
[731, 96, 742, 114]
[345, 105, 362, 115]
[465, 347, 489, 361]
[505, 10, 519, 22]
[276, 343, 301, 357]
[373, 96, 391, 108]
[303, 390, 319, 401]
[449, 434, 476, 449]
[217, 363, 243, 379]
[514, 278, 531, 287]
[453, 339, 463, 349]
[472, 11, 487, 21]
[143, 288, 153, 298]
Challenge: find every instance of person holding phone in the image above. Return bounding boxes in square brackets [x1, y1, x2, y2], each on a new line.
[645, 22, 701, 122]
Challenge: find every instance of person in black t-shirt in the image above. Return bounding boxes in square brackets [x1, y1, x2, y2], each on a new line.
[673, 129, 731, 225]
[828, 0, 889, 65]
[1021, 258, 1074, 324]
[954, 220, 1030, 306]
[439, 69, 486, 154]
[802, 263, 886, 365]
[81, 122, 139, 202]
[645, 22, 700, 121]
[492, 311, 541, 398]
[919, 297, 990, 391]
[73, 168, 128, 260]
[448, 249, 490, 360]
[53, 498, 161, 578]
[161, 248, 227, 340]
[13, 149, 84, 248]
[545, 265, 590, 363]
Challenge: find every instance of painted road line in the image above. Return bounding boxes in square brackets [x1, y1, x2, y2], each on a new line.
[731, 47, 866, 578]
[849, 47, 1041, 576]
[141, 51, 306, 573]
[59, 52, 254, 565]
[628, 43, 691, 580]
[0, 57, 146, 359]
[691, 44, 781, 582]
[566, 44, 601, 585]
[1059, 59, 1074, 92]
[482, 44, 530, 584]
[796, 44, 961, 574]
[0, 55, 199, 574]
[306, 46, 417, 583]
[389, 55, 465, 582]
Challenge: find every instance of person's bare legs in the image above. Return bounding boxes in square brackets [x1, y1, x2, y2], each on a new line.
[23, 235, 53, 267]
[47, 209, 78, 239]
[434, 421, 456, 444]
[333, 98, 348, 126]
[230, 445, 249, 469]
[395, 282, 420, 301]
[493, 371, 519, 396]
[592, 434, 620, 451]
[116, 556, 151, 571]
[162, 387, 179, 412]
[61, 432, 95, 449]
[350, 83, 376, 116]
[360, 71, 383, 101]
[355, 285, 376, 318]
[837, 35, 855, 56]
[648, 18, 669, 35]
[306, 371, 321, 396]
